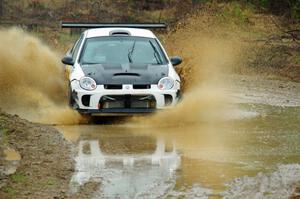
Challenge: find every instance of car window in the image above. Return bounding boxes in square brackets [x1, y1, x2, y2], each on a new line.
[72, 34, 84, 60]
[79, 36, 168, 65]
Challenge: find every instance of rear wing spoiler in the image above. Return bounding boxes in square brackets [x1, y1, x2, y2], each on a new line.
[61, 22, 167, 29]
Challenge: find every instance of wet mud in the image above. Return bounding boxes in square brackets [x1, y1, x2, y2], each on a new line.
[0, 110, 74, 199]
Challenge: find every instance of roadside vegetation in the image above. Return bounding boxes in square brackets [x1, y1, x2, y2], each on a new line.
[162, 1, 300, 89]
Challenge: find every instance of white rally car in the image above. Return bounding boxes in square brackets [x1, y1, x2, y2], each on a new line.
[61, 22, 182, 116]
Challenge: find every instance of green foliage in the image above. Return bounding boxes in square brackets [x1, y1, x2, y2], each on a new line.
[3, 186, 16, 194]
[295, 54, 300, 65]
[59, 32, 78, 45]
[45, 179, 56, 186]
[258, 0, 269, 8]
[216, 2, 252, 25]
[232, 3, 247, 22]
[291, 1, 300, 20]
[0, 128, 7, 136]
[192, 0, 209, 3]
[186, 0, 300, 22]
[10, 173, 26, 183]
[242, 0, 300, 21]
[0, 128, 8, 145]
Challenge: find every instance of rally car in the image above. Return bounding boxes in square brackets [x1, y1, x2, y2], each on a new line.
[61, 22, 182, 116]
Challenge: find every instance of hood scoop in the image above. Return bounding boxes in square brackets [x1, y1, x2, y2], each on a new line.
[114, 73, 140, 77]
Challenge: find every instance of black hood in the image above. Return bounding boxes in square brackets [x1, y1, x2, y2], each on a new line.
[81, 63, 169, 85]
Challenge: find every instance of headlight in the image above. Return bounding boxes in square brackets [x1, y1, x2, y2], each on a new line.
[158, 77, 174, 90]
[79, 77, 97, 91]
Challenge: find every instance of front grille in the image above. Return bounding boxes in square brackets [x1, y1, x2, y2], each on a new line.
[99, 95, 156, 109]
[133, 84, 151, 89]
[104, 84, 151, 89]
[104, 84, 122, 89]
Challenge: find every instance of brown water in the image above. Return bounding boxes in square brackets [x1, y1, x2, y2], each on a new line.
[4, 149, 21, 161]
[57, 97, 300, 198]
[2, 148, 21, 176]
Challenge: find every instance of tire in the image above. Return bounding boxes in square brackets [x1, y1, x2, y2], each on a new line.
[68, 85, 76, 109]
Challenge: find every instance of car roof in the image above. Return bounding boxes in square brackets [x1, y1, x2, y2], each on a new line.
[85, 28, 157, 39]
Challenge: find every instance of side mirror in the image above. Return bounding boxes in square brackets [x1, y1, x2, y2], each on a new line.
[170, 56, 182, 66]
[61, 56, 74, 65]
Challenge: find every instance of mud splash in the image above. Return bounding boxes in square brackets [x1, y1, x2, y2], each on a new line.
[0, 28, 83, 124]
[132, 17, 244, 125]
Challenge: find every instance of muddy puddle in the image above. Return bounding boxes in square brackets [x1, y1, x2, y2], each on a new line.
[4, 149, 21, 161]
[1, 148, 21, 177]
[57, 98, 300, 198]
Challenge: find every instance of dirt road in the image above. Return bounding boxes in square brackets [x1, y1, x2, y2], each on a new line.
[0, 111, 73, 199]
[1, 75, 300, 198]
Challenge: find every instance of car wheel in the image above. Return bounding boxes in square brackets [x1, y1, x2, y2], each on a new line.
[68, 85, 76, 109]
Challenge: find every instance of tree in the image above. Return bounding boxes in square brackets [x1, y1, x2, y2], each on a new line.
[0, 0, 3, 18]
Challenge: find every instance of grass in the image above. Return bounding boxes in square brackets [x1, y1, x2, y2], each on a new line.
[138, 8, 178, 24]
[10, 173, 26, 183]
[45, 179, 56, 186]
[193, 0, 209, 3]
[0, 128, 8, 136]
[295, 54, 300, 65]
[0, 128, 8, 145]
[59, 31, 79, 45]
[28, 27, 79, 52]
[2, 186, 16, 195]
[216, 1, 254, 26]
[1, 181, 57, 198]
[34, 178, 57, 189]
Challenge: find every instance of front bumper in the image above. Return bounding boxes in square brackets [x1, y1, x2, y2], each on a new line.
[78, 108, 156, 116]
[71, 81, 180, 115]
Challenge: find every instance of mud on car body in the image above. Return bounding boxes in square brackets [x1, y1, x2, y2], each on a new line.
[61, 23, 182, 116]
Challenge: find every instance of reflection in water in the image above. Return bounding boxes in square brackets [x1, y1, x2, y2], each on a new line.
[58, 103, 300, 198]
[70, 137, 180, 198]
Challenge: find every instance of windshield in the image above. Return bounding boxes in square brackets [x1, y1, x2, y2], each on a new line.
[79, 36, 168, 65]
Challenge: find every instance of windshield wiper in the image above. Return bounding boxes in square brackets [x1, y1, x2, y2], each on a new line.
[81, 62, 100, 65]
[128, 40, 136, 63]
[149, 40, 162, 64]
